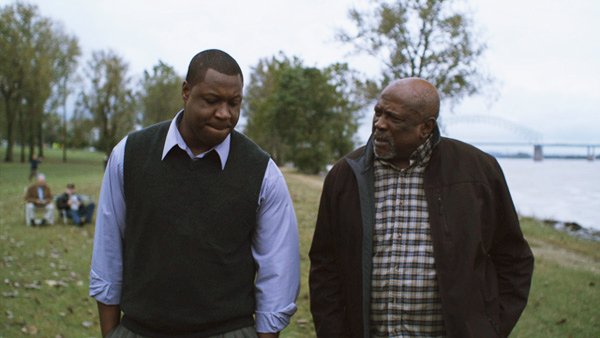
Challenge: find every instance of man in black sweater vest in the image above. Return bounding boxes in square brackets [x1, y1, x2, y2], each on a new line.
[91, 50, 300, 338]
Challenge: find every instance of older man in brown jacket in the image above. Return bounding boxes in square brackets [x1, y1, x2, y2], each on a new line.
[25, 173, 54, 225]
[309, 78, 534, 338]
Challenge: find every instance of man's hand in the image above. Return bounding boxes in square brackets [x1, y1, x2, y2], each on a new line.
[97, 302, 121, 337]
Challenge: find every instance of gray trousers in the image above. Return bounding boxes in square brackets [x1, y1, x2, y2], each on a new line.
[107, 324, 258, 338]
[25, 202, 54, 225]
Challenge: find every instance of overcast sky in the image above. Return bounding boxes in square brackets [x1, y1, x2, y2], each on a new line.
[3, 0, 598, 145]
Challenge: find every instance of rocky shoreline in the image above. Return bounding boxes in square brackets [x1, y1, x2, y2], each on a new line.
[539, 218, 600, 242]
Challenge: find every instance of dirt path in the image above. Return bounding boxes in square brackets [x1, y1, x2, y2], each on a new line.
[528, 238, 600, 274]
[283, 169, 324, 190]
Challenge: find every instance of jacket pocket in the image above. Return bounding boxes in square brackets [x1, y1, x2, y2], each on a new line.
[479, 249, 501, 336]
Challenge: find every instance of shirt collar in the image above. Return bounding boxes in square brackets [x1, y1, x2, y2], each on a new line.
[161, 110, 230, 170]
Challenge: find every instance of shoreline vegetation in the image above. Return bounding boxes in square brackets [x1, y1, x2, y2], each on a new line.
[536, 218, 600, 242]
[1, 149, 599, 337]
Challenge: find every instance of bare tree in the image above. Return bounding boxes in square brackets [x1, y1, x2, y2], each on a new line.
[338, 0, 491, 104]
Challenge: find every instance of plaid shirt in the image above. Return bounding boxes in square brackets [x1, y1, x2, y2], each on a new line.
[370, 136, 446, 337]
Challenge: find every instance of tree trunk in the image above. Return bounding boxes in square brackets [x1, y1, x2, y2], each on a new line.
[37, 113, 44, 158]
[3, 98, 15, 162]
[27, 106, 35, 160]
[18, 106, 26, 163]
[62, 95, 67, 162]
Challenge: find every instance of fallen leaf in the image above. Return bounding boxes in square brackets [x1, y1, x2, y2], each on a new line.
[556, 318, 567, 325]
[2, 290, 19, 298]
[21, 324, 38, 334]
[81, 320, 93, 328]
[24, 281, 41, 290]
[45, 280, 67, 288]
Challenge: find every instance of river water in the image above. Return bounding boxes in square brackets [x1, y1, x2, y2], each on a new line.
[497, 158, 600, 231]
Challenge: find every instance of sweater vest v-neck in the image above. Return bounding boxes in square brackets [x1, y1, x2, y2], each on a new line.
[121, 121, 269, 336]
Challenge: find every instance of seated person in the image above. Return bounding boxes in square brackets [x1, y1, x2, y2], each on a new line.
[56, 183, 95, 226]
[25, 173, 54, 226]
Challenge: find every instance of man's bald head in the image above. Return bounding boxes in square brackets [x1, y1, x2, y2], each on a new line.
[381, 77, 440, 119]
[372, 77, 440, 168]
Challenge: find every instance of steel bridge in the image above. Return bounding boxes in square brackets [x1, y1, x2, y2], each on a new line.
[442, 115, 599, 161]
[466, 142, 599, 161]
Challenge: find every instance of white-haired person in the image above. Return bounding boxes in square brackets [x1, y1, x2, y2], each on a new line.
[25, 173, 54, 226]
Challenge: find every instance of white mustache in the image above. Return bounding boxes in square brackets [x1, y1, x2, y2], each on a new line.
[373, 133, 392, 143]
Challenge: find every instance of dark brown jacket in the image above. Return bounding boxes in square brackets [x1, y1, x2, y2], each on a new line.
[25, 183, 53, 207]
[309, 134, 534, 338]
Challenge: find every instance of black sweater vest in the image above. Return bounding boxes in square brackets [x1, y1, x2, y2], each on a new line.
[121, 121, 269, 337]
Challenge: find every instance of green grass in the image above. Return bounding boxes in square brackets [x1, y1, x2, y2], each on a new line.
[511, 218, 600, 337]
[1, 148, 104, 337]
[1, 148, 599, 337]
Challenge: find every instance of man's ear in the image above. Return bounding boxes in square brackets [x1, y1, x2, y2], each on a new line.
[421, 117, 436, 138]
[182, 81, 190, 102]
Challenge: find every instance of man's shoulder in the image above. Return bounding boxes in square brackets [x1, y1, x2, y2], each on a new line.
[25, 185, 36, 196]
[345, 145, 367, 161]
[326, 145, 367, 180]
[435, 137, 503, 177]
[438, 137, 496, 161]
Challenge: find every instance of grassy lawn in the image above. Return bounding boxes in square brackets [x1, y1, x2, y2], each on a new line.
[1, 148, 599, 337]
